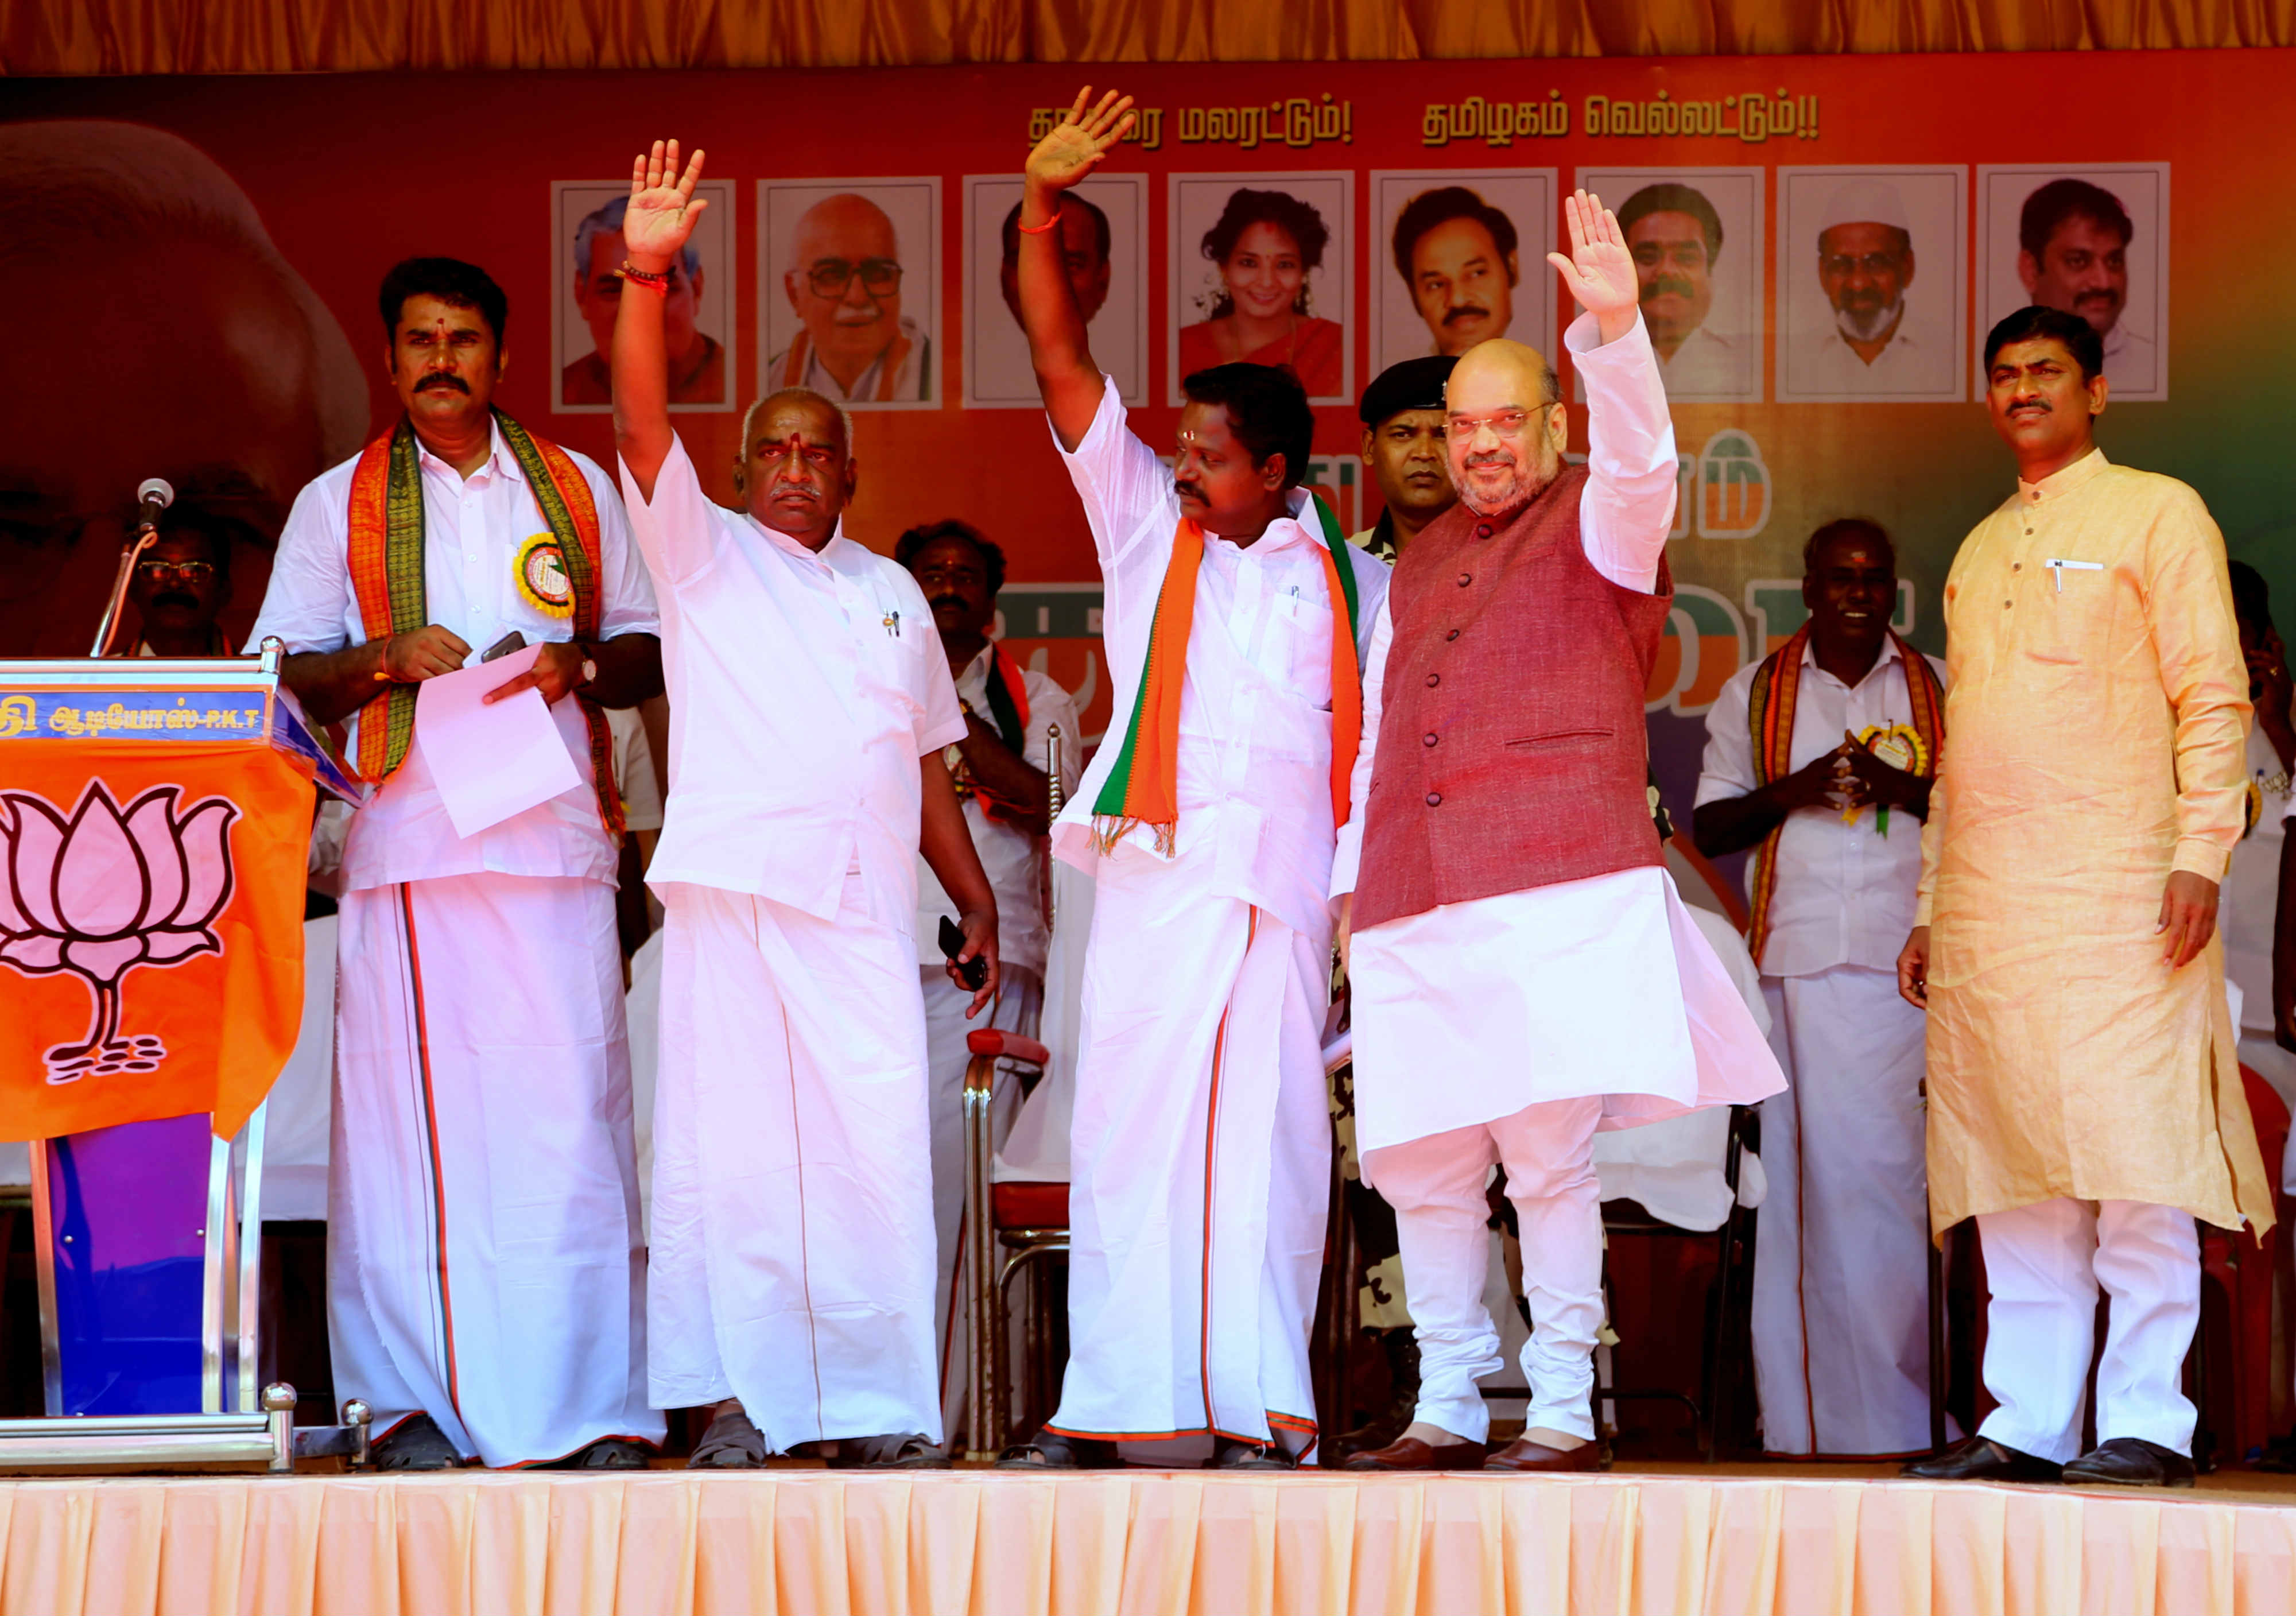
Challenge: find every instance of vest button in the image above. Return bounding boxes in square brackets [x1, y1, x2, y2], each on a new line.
[1474, 524, 1492, 540]
[1422, 732, 1439, 747]
[1425, 673, 1440, 688]
[1425, 792, 1442, 807]
[1457, 572, 1472, 586]
[1445, 629, 1460, 641]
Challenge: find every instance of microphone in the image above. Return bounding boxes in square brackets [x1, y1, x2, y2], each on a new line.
[135, 477, 175, 534]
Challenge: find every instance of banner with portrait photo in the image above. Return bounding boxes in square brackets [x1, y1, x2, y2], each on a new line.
[1367, 168, 1555, 381]
[1168, 170, 1353, 405]
[553, 177, 735, 413]
[1576, 167, 1762, 403]
[1775, 165, 1969, 404]
[758, 175, 941, 410]
[963, 173, 1149, 408]
[1977, 164, 2166, 401]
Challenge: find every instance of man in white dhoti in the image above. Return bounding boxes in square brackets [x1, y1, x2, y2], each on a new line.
[1332, 191, 1785, 1474]
[610, 141, 1000, 1470]
[254, 256, 666, 1470]
[1694, 518, 1949, 1458]
[997, 91, 1390, 1471]
[894, 518, 1080, 1441]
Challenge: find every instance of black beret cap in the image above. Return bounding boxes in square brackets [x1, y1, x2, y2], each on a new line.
[1358, 354, 1459, 427]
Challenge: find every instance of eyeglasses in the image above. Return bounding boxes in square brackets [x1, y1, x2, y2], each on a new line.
[1820, 253, 1906, 277]
[806, 258, 903, 299]
[135, 559, 217, 583]
[1445, 409, 1541, 440]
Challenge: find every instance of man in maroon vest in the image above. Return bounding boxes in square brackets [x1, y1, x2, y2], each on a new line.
[1332, 190, 1783, 1474]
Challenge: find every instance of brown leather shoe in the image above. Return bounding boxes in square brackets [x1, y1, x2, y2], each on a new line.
[1341, 1434, 1489, 1471]
[1484, 1435, 1601, 1473]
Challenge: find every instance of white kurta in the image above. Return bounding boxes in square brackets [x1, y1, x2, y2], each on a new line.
[252, 424, 663, 1464]
[1696, 638, 1948, 1456]
[1041, 378, 1389, 1460]
[619, 437, 965, 1445]
[1335, 312, 1783, 1444]
[1782, 319, 1954, 401]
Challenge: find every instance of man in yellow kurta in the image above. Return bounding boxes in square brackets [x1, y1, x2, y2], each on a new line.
[1900, 306, 2271, 1489]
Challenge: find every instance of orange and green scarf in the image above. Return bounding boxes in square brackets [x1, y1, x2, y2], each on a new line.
[345, 409, 623, 838]
[1744, 623, 1942, 966]
[1092, 492, 1360, 854]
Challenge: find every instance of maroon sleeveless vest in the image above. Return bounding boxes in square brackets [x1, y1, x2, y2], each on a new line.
[1354, 463, 1673, 932]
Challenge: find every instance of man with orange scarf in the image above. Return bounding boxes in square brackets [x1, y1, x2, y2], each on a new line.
[252, 257, 665, 1471]
[996, 91, 1389, 1470]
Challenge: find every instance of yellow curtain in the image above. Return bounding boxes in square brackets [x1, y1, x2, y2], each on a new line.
[5, 0, 2293, 73]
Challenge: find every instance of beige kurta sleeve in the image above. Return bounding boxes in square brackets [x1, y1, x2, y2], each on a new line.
[2146, 488, 2251, 882]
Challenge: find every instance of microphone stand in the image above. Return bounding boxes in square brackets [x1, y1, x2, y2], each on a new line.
[89, 480, 173, 658]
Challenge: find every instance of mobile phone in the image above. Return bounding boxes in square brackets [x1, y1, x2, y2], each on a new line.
[938, 915, 988, 991]
[481, 631, 528, 662]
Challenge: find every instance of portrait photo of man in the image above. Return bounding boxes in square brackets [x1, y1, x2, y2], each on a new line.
[963, 173, 1145, 408]
[1778, 166, 1967, 404]
[555, 181, 731, 412]
[1980, 165, 2166, 401]
[1579, 168, 1761, 402]
[761, 177, 940, 408]
[1369, 170, 1553, 379]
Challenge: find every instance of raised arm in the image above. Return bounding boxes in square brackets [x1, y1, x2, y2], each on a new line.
[1552, 190, 1677, 594]
[1019, 88, 1135, 450]
[612, 138, 711, 502]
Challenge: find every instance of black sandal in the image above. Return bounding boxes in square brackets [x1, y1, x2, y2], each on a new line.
[545, 1437, 653, 1471]
[372, 1412, 464, 1472]
[833, 1432, 952, 1469]
[996, 1430, 1120, 1469]
[1211, 1439, 1296, 1471]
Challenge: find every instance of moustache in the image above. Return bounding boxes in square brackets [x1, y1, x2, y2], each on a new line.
[416, 373, 470, 394]
[930, 593, 968, 612]
[152, 591, 199, 611]
[1642, 275, 1696, 300]
[1174, 480, 1207, 503]
[1463, 451, 1516, 471]
[1441, 304, 1493, 327]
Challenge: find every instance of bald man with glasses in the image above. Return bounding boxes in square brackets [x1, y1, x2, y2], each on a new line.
[770, 193, 931, 404]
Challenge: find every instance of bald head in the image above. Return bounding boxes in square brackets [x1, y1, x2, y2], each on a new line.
[790, 193, 899, 272]
[1444, 338, 1568, 517]
[784, 192, 906, 393]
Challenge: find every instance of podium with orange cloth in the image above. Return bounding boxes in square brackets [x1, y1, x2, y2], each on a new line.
[0, 650, 367, 1470]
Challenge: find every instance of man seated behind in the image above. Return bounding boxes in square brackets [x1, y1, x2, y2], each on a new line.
[896, 517, 1080, 1445]
[1694, 518, 1947, 1459]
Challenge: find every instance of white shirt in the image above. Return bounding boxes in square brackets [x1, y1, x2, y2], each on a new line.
[1785, 318, 1955, 399]
[252, 424, 660, 893]
[913, 646, 1081, 975]
[1333, 312, 1678, 898]
[767, 316, 931, 405]
[1657, 323, 1756, 400]
[1051, 377, 1391, 939]
[2103, 321, 2161, 396]
[2221, 723, 2294, 1032]
[608, 706, 665, 836]
[618, 436, 965, 928]
[1694, 637, 1950, 977]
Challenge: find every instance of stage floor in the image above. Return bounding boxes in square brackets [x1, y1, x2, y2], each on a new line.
[6, 1460, 2296, 1615]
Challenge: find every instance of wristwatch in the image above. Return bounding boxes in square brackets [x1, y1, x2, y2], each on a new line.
[579, 655, 599, 687]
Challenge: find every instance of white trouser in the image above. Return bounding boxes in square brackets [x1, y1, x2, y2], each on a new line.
[1752, 965, 1937, 1456]
[648, 882, 941, 1451]
[1363, 1097, 1604, 1444]
[1976, 1197, 2200, 1463]
[1049, 839, 1331, 1462]
[329, 873, 662, 1467]
[921, 962, 1042, 1447]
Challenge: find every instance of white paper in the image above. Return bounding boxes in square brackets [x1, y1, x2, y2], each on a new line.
[413, 643, 583, 839]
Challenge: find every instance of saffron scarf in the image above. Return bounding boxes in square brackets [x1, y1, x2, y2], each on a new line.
[344, 409, 623, 838]
[1744, 623, 1943, 966]
[1092, 491, 1361, 854]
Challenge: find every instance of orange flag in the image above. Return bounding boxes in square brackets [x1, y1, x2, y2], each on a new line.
[0, 741, 313, 1142]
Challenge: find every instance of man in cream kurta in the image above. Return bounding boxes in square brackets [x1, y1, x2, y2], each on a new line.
[1333, 193, 1783, 1475]
[1903, 306, 2270, 1489]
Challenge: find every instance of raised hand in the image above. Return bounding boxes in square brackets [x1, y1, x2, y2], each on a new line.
[1546, 188, 1639, 340]
[624, 139, 709, 272]
[1025, 87, 1136, 197]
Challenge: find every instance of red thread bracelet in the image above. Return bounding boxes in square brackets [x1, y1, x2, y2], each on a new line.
[618, 260, 671, 293]
[1016, 206, 1065, 235]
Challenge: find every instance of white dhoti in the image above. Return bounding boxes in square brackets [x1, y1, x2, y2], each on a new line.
[1751, 964, 1937, 1456]
[1353, 866, 1783, 1442]
[1976, 1197, 2200, 1463]
[922, 962, 1042, 1445]
[1049, 839, 1331, 1462]
[648, 881, 940, 1450]
[328, 873, 661, 1466]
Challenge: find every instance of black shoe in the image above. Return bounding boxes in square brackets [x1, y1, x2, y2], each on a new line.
[371, 1412, 464, 1472]
[1901, 1435, 2061, 1483]
[1211, 1439, 1296, 1471]
[2061, 1437, 2196, 1488]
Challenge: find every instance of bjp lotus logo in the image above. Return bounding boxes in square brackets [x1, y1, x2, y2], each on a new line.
[0, 782, 239, 1084]
[1697, 430, 1770, 540]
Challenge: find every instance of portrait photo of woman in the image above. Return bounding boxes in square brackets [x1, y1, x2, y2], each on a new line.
[1172, 180, 1349, 401]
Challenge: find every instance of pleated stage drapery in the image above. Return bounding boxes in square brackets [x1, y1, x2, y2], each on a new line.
[5, 1471, 2296, 1616]
[5, 0, 2295, 72]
